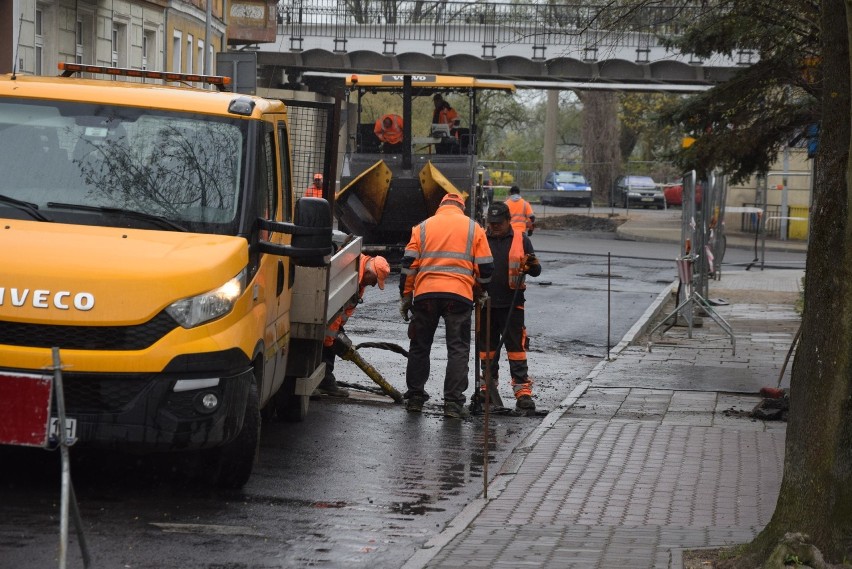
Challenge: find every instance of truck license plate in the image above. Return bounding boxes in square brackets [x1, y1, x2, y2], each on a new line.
[50, 417, 77, 441]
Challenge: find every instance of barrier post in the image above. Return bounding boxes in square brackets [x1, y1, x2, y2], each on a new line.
[648, 256, 736, 354]
[0, 350, 90, 568]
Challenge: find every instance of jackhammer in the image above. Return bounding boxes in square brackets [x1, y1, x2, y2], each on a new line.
[332, 333, 404, 404]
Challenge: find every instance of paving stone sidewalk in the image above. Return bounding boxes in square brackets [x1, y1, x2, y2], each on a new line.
[415, 270, 801, 569]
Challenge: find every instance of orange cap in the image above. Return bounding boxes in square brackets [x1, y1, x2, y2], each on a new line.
[440, 193, 466, 208]
[371, 256, 390, 289]
[313, 173, 323, 182]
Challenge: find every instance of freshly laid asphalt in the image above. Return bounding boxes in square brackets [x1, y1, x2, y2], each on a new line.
[403, 213, 806, 569]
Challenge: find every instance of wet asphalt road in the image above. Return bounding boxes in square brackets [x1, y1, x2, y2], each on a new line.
[0, 227, 755, 569]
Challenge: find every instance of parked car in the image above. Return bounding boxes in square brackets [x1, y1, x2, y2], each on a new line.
[541, 170, 592, 207]
[612, 175, 665, 209]
[663, 182, 703, 207]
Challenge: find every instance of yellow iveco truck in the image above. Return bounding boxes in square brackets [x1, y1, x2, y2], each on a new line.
[0, 64, 358, 488]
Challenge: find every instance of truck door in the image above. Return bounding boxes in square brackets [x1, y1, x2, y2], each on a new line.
[257, 118, 292, 406]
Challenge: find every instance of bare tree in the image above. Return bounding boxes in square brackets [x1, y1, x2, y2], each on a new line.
[659, 0, 852, 564]
[579, 91, 621, 206]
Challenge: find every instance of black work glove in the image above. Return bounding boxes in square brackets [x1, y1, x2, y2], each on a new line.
[399, 294, 413, 322]
[332, 333, 353, 357]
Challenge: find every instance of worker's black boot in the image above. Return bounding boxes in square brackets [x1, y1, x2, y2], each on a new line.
[443, 401, 470, 419]
[405, 394, 427, 413]
[314, 370, 349, 398]
[515, 395, 536, 416]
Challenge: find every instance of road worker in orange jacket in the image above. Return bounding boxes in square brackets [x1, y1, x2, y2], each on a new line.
[305, 173, 323, 198]
[477, 201, 541, 413]
[315, 254, 391, 397]
[399, 193, 494, 419]
[505, 185, 535, 236]
[373, 113, 404, 150]
[431, 94, 460, 129]
[431, 94, 461, 155]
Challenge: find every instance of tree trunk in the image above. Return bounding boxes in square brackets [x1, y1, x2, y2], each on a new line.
[732, 0, 852, 564]
[580, 91, 621, 205]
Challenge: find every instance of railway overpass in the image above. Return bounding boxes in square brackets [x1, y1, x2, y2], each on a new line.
[244, 0, 754, 92]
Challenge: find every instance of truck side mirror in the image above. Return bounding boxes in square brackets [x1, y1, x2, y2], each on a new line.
[256, 197, 333, 267]
[293, 197, 333, 265]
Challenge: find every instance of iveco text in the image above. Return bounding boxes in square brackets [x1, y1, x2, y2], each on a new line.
[0, 288, 95, 310]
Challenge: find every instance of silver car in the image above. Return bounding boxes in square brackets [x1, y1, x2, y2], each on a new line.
[613, 175, 665, 209]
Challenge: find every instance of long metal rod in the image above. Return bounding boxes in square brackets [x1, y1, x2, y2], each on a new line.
[483, 296, 492, 500]
[52, 347, 90, 569]
[53, 348, 70, 569]
[607, 252, 611, 360]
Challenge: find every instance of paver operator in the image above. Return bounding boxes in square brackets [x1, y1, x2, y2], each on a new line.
[398, 193, 494, 419]
[505, 185, 535, 236]
[305, 173, 324, 198]
[431, 94, 460, 130]
[315, 254, 391, 397]
[476, 201, 541, 413]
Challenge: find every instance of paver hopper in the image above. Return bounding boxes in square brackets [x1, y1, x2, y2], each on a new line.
[337, 74, 514, 264]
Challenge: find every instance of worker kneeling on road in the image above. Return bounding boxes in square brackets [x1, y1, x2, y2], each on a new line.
[315, 254, 391, 397]
[373, 113, 404, 152]
[478, 201, 542, 413]
[399, 193, 493, 419]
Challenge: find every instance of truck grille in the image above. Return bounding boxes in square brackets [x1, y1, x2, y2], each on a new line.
[0, 311, 179, 351]
[60, 374, 153, 413]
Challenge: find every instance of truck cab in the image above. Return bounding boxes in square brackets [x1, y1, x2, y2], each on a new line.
[0, 64, 352, 488]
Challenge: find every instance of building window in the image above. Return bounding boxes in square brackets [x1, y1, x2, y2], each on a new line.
[142, 35, 148, 69]
[75, 19, 84, 64]
[187, 34, 193, 73]
[143, 30, 157, 71]
[172, 31, 182, 72]
[197, 40, 204, 74]
[107, 23, 128, 68]
[111, 26, 118, 66]
[35, 9, 44, 74]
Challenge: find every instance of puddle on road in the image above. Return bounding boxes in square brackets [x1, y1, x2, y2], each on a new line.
[388, 493, 446, 516]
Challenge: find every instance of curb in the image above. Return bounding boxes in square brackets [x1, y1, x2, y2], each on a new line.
[401, 280, 680, 569]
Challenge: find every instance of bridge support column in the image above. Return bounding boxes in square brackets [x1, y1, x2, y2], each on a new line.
[542, 90, 558, 179]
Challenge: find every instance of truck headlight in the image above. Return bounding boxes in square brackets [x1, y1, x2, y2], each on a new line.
[166, 269, 246, 328]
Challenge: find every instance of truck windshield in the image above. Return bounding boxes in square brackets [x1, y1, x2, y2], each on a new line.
[0, 98, 247, 234]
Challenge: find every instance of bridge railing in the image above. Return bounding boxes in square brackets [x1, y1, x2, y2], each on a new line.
[277, 1, 722, 54]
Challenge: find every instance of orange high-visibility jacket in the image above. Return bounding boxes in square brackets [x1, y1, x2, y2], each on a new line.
[324, 255, 374, 346]
[506, 195, 534, 234]
[507, 229, 527, 290]
[433, 105, 459, 128]
[401, 204, 493, 302]
[374, 114, 403, 145]
[305, 184, 323, 198]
